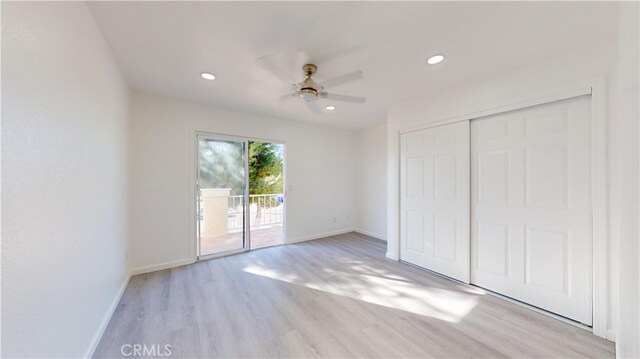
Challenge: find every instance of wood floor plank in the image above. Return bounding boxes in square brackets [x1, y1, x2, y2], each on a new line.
[93, 232, 614, 358]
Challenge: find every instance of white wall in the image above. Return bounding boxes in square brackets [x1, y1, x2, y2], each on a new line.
[615, 2, 640, 357]
[354, 122, 387, 240]
[129, 91, 355, 272]
[2, 2, 131, 357]
[386, 13, 622, 339]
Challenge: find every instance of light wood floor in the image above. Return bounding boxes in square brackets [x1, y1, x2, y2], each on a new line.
[94, 232, 614, 358]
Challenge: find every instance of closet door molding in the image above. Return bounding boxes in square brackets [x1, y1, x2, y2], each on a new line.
[391, 77, 608, 339]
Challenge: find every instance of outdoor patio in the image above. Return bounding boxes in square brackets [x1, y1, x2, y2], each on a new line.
[199, 192, 285, 256]
[200, 225, 284, 254]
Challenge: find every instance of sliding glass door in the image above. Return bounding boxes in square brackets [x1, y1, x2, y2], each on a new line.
[197, 136, 248, 258]
[196, 134, 286, 259]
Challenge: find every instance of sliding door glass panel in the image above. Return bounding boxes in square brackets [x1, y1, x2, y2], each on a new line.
[248, 141, 285, 249]
[197, 137, 247, 257]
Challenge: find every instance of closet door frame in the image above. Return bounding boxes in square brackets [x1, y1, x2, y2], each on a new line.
[392, 77, 608, 339]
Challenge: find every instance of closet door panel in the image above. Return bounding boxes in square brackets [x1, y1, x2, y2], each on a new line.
[400, 121, 470, 283]
[471, 96, 592, 325]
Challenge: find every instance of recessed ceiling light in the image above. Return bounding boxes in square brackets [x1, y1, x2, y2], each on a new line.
[201, 72, 216, 80]
[325, 105, 336, 111]
[427, 54, 444, 65]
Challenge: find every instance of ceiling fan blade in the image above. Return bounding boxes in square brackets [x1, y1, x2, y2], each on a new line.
[304, 101, 323, 114]
[256, 54, 296, 85]
[320, 92, 366, 104]
[255, 51, 311, 85]
[278, 92, 298, 103]
[319, 70, 363, 89]
[292, 51, 312, 70]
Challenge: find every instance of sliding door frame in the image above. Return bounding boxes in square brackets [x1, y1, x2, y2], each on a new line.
[195, 133, 250, 261]
[392, 77, 608, 339]
[191, 131, 287, 262]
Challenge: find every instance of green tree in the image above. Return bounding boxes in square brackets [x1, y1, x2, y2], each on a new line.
[248, 141, 283, 196]
[249, 141, 283, 222]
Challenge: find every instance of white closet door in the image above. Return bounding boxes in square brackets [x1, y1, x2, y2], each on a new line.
[400, 121, 470, 283]
[471, 96, 592, 324]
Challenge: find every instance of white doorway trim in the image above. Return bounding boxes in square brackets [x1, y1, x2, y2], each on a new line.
[389, 77, 608, 339]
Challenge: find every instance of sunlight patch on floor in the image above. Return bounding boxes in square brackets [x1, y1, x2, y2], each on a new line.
[243, 264, 478, 323]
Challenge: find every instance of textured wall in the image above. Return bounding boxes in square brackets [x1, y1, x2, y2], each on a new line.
[355, 122, 388, 240]
[615, 2, 640, 357]
[2, 2, 131, 357]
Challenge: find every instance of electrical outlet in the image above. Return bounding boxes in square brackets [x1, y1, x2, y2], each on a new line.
[332, 216, 337, 223]
[346, 216, 350, 223]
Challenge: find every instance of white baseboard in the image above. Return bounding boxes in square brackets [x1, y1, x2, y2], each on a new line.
[386, 251, 399, 261]
[606, 329, 616, 342]
[84, 270, 132, 358]
[353, 228, 387, 241]
[131, 229, 358, 276]
[288, 228, 355, 244]
[131, 258, 195, 276]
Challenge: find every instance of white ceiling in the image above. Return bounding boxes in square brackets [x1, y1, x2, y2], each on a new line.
[87, 1, 617, 129]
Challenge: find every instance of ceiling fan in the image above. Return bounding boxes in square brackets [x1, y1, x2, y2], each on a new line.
[257, 52, 366, 114]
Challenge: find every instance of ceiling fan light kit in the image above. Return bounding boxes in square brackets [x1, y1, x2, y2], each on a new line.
[299, 88, 318, 101]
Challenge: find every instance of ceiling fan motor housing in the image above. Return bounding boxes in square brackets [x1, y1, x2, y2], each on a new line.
[299, 64, 320, 101]
[303, 64, 317, 76]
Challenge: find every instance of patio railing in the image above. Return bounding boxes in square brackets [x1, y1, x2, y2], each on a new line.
[228, 194, 284, 231]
